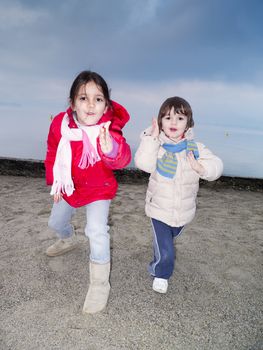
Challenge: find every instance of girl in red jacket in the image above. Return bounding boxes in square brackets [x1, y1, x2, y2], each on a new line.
[45, 70, 131, 314]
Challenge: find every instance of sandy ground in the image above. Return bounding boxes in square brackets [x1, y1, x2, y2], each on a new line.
[0, 175, 262, 350]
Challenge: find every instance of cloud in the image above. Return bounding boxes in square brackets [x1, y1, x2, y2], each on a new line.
[1, 0, 262, 85]
[125, 0, 160, 27]
[0, 1, 47, 29]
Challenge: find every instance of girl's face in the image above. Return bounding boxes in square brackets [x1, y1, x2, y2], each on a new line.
[71, 81, 107, 126]
[161, 106, 188, 142]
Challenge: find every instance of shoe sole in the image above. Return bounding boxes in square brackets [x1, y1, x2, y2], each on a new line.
[46, 244, 78, 257]
[153, 288, 167, 294]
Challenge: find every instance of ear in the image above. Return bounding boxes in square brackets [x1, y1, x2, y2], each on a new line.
[70, 99, 75, 111]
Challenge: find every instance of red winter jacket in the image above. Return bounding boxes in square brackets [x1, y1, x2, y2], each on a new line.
[45, 101, 131, 208]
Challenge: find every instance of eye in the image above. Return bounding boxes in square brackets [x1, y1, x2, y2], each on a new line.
[79, 96, 86, 101]
[96, 97, 104, 102]
[178, 114, 187, 121]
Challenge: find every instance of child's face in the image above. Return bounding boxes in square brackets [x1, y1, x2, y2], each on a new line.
[161, 106, 188, 142]
[72, 81, 107, 126]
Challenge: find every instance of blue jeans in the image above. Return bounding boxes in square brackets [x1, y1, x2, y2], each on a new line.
[148, 218, 184, 279]
[48, 199, 111, 264]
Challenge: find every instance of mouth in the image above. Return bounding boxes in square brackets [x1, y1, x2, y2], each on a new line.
[170, 128, 177, 132]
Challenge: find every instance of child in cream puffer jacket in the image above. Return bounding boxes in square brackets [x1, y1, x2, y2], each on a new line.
[135, 96, 223, 294]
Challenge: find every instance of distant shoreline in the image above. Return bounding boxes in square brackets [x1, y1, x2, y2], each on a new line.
[0, 156, 262, 191]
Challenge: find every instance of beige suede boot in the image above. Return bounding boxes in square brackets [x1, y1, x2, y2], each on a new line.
[82, 262, 110, 314]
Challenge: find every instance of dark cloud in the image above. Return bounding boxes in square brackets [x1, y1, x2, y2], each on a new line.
[1, 0, 262, 83]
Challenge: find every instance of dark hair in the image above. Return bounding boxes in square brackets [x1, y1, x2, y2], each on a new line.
[69, 70, 111, 107]
[157, 96, 194, 131]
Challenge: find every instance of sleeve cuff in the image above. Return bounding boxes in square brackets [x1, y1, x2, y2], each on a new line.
[104, 137, 119, 158]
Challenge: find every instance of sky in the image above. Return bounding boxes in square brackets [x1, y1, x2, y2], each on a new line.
[0, 0, 263, 178]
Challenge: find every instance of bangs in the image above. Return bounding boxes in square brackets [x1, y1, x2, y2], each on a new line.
[160, 105, 172, 117]
[173, 105, 187, 115]
[160, 104, 186, 117]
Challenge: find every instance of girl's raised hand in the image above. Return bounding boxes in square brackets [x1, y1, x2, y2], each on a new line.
[99, 121, 113, 154]
[151, 118, 159, 138]
[187, 151, 205, 176]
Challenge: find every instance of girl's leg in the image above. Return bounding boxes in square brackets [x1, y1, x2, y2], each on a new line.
[48, 199, 76, 239]
[84, 200, 111, 264]
[148, 218, 175, 280]
[83, 200, 111, 314]
[46, 199, 77, 257]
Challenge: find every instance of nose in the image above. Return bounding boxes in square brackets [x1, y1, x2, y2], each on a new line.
[171, 117, 177, 125]
[88, 100, 95, 107]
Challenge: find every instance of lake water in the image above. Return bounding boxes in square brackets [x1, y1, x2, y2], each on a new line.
[1, 121, 262, 179]
[194, 125, 263, 179]
[129, 125, 263, 179]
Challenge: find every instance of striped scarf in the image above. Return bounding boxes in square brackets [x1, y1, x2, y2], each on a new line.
[157, 140, 199, 178]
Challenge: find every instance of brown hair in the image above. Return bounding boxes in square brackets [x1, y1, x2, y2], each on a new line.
[69, 70, 111, 108]
[157, 96, 194, 132]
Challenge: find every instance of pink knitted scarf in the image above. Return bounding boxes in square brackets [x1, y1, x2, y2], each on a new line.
[50, 112, 102, 196]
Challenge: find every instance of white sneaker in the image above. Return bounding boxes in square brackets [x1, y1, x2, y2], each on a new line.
[46, 234, 78, 257]
[152, 278, 168, 294]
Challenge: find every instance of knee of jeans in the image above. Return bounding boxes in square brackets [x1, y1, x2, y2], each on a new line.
[85, 223, 109, 238]
[48, 216, 63, 232]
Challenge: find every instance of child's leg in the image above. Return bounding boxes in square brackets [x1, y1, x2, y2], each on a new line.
[48, 199, 76, 239]
[46, 199, 78, 257]
[148, 218, 175, 280]
[84, 199, 111, 264]
[83, 199, 111, 314]
[172, 226, 184, 239]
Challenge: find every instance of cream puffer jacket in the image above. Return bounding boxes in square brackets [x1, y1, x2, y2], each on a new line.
[134, 127, 223, 227]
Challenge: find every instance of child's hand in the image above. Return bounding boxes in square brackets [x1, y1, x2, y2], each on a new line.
[99, 121, 113, 154]
[54, 193, 63, 203]
[151, 118, 159, 138]
[187, 151, 205, 175]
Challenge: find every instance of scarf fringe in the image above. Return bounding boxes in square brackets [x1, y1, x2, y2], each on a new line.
[78, 130, 100, 169]
[50, 180, 75, 197]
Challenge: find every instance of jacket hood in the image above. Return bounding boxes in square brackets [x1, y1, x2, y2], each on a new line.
[105, 100, 130, 131]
